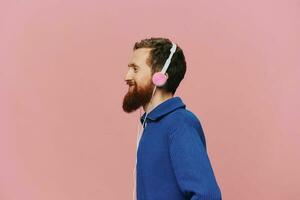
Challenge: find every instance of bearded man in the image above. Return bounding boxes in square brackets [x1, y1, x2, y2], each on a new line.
[122, 37, 222, 200]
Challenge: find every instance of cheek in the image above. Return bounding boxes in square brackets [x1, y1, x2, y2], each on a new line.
[139, 73, 153, 84]
[136, 79, 152, 89]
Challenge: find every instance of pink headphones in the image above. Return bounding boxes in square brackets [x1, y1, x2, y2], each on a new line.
[152, 42, 177, 87]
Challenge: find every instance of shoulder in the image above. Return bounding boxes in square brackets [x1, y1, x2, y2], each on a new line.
[165, 108, 207, 148]
[166, 108, 203, 132]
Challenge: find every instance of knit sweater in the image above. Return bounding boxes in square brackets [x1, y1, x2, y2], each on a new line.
[136, 96, 222, 200]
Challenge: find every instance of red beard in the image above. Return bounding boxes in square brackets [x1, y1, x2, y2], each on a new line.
[122, 80, 154, 113]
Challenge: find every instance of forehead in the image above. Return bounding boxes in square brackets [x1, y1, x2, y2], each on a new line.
[128, 48, 152, 68]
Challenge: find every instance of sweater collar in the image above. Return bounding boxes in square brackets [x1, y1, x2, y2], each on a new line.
[140, 96, 186, 123]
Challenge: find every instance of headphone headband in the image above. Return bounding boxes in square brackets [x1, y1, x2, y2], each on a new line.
[161, 42, 177, 74]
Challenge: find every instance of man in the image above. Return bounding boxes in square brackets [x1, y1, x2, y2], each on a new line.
[122, 37, 222, 200]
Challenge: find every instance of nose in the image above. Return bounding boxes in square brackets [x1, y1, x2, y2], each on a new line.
[124, 69, 133, 84]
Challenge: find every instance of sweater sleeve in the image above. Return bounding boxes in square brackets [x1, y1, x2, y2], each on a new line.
[168, 123, 222, 200]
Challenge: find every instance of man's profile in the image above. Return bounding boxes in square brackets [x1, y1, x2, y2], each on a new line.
[122, 37, 222, 200]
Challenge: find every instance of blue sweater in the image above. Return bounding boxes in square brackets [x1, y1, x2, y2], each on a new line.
[137, 96, 222, 200]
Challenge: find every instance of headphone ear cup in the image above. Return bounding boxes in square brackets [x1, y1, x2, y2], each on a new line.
[152, 72, 168, 87]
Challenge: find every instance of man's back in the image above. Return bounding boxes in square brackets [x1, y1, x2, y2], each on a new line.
[137, 96, 222, 200]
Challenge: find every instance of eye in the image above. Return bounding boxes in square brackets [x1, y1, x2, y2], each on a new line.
[134, 68, 138, 73]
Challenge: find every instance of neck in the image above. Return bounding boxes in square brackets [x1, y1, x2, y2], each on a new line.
[143, 89, 173, 113]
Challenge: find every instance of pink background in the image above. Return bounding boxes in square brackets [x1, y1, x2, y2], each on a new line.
[1, 0, 299, 199]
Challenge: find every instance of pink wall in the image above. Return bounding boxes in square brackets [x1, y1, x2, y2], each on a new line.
[1, 0, 299, 199]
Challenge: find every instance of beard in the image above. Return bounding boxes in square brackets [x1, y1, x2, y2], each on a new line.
[122, 80, 154, 113]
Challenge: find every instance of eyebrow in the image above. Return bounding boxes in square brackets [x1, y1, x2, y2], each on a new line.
[128, 63, 139, 68]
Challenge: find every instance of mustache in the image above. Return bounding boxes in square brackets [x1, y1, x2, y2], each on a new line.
[126, 80, 135, 86]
